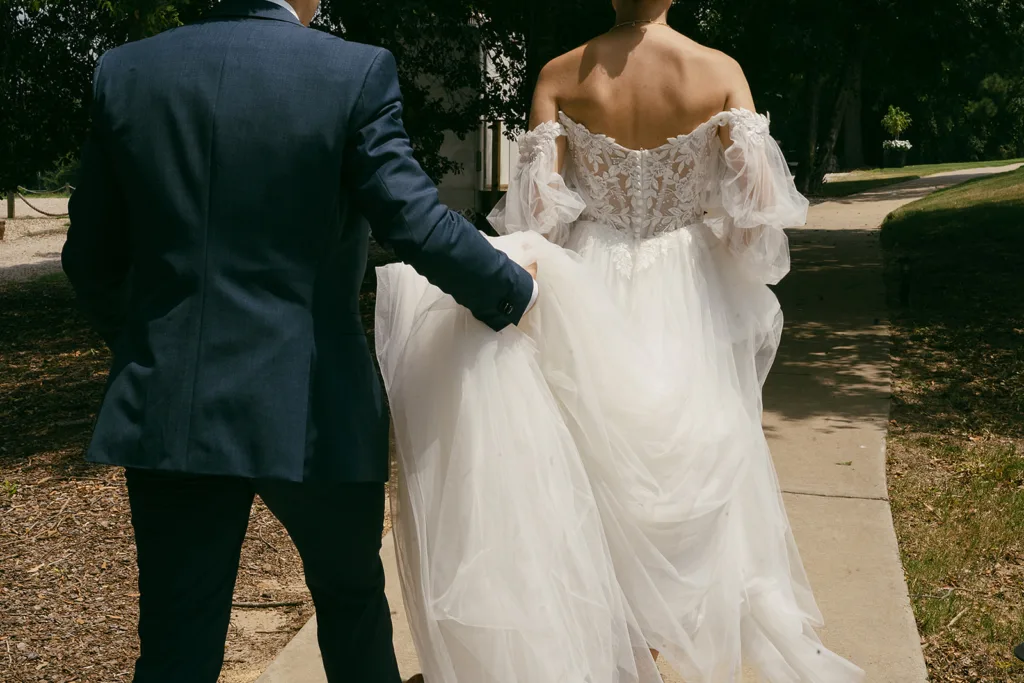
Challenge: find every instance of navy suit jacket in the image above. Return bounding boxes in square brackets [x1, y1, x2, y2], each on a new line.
[62, 0, 534, 482]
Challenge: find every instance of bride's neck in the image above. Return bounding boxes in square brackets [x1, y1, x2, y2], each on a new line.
[614, 4, 669, 24]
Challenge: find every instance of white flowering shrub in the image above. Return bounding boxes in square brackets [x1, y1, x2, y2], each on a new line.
[883, 139, 913, 151]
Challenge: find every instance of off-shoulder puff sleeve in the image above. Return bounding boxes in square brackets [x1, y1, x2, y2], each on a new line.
[703, 109, 808, 285]
[487, 121, 586, 247]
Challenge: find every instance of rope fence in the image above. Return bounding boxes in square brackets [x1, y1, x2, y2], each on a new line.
[6, 188, 478, 223]
[17, 184, 75, 195]
[14, 192, 70, 218]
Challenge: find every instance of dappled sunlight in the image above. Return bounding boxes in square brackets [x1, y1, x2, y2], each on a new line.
[762, 226, 890, 432]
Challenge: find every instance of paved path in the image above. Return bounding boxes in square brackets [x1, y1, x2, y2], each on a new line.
[257, 164, 1021, 683]
[0, 197, 70, 283]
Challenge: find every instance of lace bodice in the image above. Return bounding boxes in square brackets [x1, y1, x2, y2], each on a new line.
[489, 108, 808, 285]
[559, 111, 722, 239]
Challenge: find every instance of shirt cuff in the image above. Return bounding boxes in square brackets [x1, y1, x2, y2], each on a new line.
[524, 280, 539, 314]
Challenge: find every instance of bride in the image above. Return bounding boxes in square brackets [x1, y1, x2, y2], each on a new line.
[375, 1, 865, 681]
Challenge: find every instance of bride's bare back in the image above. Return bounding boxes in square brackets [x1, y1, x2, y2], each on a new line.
[530, 21, 755, 152]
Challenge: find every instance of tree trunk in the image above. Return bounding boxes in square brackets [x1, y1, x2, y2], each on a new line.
[1, 8, 15, 205]
[808, 78, 855, 194]
[799, 77, 824, 194]
[808, 38, 870, 195]
[842, 54, 865, 169]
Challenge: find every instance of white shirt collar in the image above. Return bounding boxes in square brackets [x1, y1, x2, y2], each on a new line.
[264, 0, 300, 21]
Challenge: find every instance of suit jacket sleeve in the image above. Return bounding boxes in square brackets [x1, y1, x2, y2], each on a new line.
[342, 49, 534, 331]
[62, 55, 132, 348]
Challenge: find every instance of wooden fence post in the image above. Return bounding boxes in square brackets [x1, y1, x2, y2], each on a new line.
[6, 190, 14, 219]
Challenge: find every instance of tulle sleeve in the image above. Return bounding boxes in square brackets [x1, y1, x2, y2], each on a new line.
[703, 109, 808, 285]
[487, 121, 586, 246]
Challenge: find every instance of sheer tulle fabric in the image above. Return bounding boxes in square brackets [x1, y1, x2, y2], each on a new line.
[377, 239, 659, 683]
[703, 110, 809, 286]
[375, 108, 863, 682]
[488, 121, 586, 246]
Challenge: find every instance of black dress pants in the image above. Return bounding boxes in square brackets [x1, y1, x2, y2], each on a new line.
[124, 468, 401, 683]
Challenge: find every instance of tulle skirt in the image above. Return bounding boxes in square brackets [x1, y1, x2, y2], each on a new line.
[374, 223, 865, 683]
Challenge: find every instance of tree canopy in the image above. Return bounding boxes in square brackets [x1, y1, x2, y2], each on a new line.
[3, 0, 1021, 194]
[0, 1, 117, 193]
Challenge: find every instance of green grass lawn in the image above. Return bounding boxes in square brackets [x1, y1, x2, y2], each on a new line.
[882, 166, 1024, 681]
[818, 158, 1024, 198]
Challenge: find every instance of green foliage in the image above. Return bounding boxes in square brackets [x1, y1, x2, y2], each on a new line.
[36, 153, 80, 191]
[879, 0, 1024, 164]
[963, 73, 1024, 160]
[99, 0, 215, 40]
[681, 0, 1024, 183]
[317, 0, 491, 181]
[0, 1, 118, 192]
[471, 0, 614, 137]
[317, 0, 612, 179]
[882, 105, 912, 139]
[5, 0, 1023, 192]
[98, 0, 181, 38]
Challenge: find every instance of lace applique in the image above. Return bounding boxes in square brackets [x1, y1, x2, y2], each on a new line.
[488, 120, 586, 246]
[495, 107, 797, 276]
[559, 111, 721, 240]
[708, 109, 771, 144]
[518, 121, 566, 163]
[572, 224, 704, 278]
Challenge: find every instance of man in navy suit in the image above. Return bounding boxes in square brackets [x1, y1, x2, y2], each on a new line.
[62, 0, 536, 680]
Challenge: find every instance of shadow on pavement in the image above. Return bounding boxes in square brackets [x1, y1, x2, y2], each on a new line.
[763, 226, 891, 428]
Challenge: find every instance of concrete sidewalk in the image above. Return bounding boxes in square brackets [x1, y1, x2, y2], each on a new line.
[256, 164, 1021, 683]
[759, 163, 1017, 682]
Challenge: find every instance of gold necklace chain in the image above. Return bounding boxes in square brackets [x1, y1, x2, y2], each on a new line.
[610, 19, 669, 31]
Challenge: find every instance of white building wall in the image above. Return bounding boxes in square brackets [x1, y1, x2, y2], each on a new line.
[434, 45, 523, 216]
[436, 120, 519, 216]
[436, 129, 480, 212]
[477, 121, 519, 193]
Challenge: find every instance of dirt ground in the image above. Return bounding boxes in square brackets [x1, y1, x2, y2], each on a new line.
[0, 216, 69, 284]
[1, 458, 315, 683]
[0, 271, 393, 682]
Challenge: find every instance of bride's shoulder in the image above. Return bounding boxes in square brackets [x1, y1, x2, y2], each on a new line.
[537, 28, 638, 85]
[682, 42, 753, 112]
[685, 40, 747, 82]
[537, 45, 587, 86]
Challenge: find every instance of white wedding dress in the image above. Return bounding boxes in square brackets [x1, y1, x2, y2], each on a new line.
[374, 108, 865, 683]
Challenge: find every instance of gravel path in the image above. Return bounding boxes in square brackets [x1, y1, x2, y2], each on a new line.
[1, 197, 70, 283]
